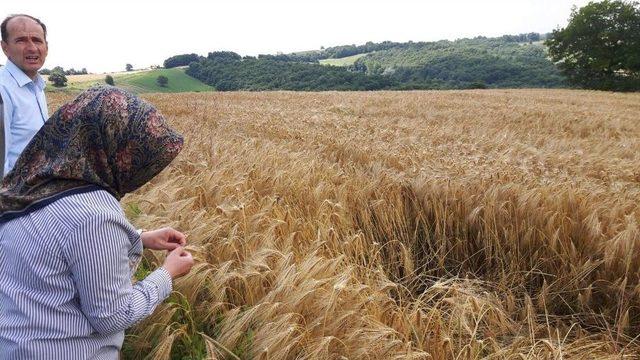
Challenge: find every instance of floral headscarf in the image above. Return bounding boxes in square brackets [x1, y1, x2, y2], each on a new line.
[0, 85, 183, 219]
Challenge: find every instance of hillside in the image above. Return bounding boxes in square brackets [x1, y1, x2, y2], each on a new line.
[354, 37, 566, 88]
[48, 33, 566, 93]
[182, 33, 567, 91]
[58, 68, 213, 93]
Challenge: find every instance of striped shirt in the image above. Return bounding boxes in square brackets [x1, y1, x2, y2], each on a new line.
[0, 188, 172, 359]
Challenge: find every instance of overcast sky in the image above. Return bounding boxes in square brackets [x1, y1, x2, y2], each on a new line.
[1, 0, 592, 73]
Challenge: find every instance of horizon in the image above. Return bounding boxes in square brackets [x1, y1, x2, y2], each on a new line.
[1, 0, 591, 73]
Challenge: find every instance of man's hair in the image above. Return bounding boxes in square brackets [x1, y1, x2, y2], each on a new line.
[1, 14, 47, 43]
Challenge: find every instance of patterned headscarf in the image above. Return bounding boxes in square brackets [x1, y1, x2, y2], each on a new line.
[0, 85, 183, 219]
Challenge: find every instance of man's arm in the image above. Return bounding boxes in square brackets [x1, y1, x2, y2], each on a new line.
[0, 88, 13, 177]
[0, 91, 4, 179]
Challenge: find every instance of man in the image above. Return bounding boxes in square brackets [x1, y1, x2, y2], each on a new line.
[0, 14, 48, 176]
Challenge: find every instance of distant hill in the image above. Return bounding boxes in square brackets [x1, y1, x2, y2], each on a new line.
[181, 33, 567, 91]
[353, 37, 565, 89]
[55, 68, 213, 94]
[40, 32, 567, 93]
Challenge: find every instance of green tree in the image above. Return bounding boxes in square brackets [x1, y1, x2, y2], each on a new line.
[105, 75, 114, 85]
[546, 0, 640, 91]
[156, 75, 169, 87]
[48, 71, 67, 87]
[163, 53, 200, 68]
[126, 63, 133, 72]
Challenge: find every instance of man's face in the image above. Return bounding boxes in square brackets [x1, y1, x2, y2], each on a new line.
[1, 17, 48, 80]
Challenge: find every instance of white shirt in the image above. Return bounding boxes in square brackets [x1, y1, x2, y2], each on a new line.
[0, 60, 48, 175]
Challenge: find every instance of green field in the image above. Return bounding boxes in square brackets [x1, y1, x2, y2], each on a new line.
[319, 53, 368, 66]
[54, 68, 214, 94]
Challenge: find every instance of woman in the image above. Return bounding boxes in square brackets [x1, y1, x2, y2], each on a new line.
[0, 86, 194, 359]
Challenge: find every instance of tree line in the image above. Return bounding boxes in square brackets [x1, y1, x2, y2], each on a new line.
[40, 66, 88, 76]
[186, 52, 396, 91]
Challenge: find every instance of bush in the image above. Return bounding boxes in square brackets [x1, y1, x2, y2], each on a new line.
[48, 72, 67, 87]
[156, 75, 169, 87]
[105, 75, 114, 85]
[468, 81, 488, 89]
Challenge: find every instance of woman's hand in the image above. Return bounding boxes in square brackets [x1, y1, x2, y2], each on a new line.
[140, 227, 186, 251]
[163, 247, 195, 279]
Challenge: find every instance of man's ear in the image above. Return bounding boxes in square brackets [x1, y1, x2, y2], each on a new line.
[1, 41, 8, 57]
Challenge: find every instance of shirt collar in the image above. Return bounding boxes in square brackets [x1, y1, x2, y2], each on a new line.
[5, 60, 45, 90]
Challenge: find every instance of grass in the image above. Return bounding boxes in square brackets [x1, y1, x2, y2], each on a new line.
[46, 89, 640, 359]
[53, 68, 214, 94]
[319, 53, 368, 66]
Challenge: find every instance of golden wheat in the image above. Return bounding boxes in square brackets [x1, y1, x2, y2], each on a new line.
[47, 89, 640, 359]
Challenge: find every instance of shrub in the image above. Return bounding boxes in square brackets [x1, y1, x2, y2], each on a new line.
[156, 75, 169, 87]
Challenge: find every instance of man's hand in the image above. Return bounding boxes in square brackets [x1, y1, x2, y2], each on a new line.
[140, 227, 187, 251]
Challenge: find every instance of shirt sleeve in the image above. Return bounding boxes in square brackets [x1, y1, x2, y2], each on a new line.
[0, 87, 13, 176]
[65, 214, 173, 335]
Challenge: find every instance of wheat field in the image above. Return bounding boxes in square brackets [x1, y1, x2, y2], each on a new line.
[48, 89, 640, 359]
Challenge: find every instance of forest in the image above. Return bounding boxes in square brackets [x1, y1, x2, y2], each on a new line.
[182, 33, 567, 91]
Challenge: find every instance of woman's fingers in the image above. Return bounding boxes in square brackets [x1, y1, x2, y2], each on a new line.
[163, 246, 195, 279]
